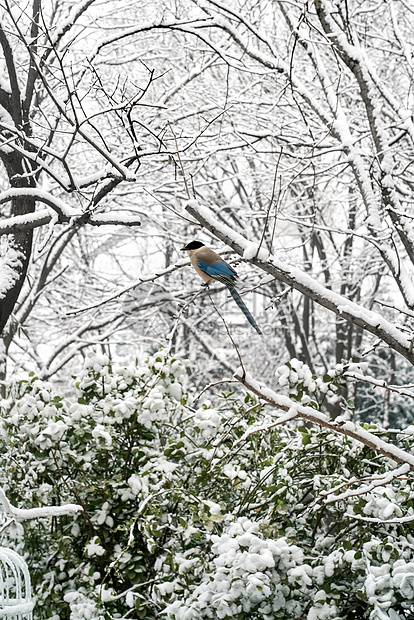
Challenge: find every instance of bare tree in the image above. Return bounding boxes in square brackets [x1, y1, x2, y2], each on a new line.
[0, 0, 167, 385]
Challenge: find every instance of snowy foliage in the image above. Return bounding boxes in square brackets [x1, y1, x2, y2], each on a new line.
[1, 352, 414, 619]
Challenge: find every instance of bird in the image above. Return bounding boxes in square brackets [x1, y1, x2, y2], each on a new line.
[181, 240, 263, 337]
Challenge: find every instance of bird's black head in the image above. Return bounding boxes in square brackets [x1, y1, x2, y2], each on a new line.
[181, 241, 205, 251]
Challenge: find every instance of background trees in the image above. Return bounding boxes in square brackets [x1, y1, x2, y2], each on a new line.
[1, 0, 413, 415]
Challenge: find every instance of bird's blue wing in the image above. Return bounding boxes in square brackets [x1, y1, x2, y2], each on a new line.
[197, 259, 237, 286]
[197, 259, 235, 277]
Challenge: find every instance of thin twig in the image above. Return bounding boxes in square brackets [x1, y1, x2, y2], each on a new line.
[256, 148, 283, 258]
[374, 298, 414, 319]
[194, 379, 239, 404]
[206, 289, 246, 378]
[66, 260, 188, 315]
[168, 121, 191, 199]
[143, 187, 198, 224]
[0, 518, 15, 534]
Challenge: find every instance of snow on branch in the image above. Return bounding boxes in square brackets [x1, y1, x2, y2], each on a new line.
[345, 371, 414, 401]
[233, 368, 414, 470]
[48, 0, 96, 51]
[318, 463, 411, 505]
[0, 188, 77, 219]
[186, 199, 414, 365]
[0, 209, 53, 234]
[0, 190, 142, 233]
[0, 487, 82, 520]
[0, 246, 23, 298]
[343, 512, 414, 525]
[88, 213, 142, 227]
[304, 463, 413, 521]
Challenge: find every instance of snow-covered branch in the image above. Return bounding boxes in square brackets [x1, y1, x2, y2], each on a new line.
[0, 189, 142, 233]
[186, 200, 414, 365]
[319, 463, 411, 504]
[233, 368, 414, 470]
[0, 188, 76, 219]
[345, 372, 414, 401]
[0, 487, 82, 520]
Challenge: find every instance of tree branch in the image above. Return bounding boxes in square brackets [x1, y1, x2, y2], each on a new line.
[234, 368, 414, 470]
[0, 486, 82, 520]
[186, 199, 414, 364]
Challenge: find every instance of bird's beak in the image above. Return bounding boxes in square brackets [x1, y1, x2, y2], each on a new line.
[181, 246, 188, 251]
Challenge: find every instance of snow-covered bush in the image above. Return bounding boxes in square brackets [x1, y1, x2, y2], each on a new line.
[1, 352, 414, 619]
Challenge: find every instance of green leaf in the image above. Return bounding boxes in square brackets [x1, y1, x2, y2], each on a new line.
[302, 434, 311, 446]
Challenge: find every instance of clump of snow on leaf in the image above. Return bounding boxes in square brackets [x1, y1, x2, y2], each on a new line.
[164, 517, 308, 619]
[276, 358, 316, 392]
[64, 591, 104, 620]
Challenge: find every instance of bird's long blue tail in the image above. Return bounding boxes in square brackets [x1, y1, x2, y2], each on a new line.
[228, 286, 263, 337]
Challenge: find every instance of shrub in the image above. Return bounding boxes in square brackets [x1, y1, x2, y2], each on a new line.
[1, 353, 414, 619]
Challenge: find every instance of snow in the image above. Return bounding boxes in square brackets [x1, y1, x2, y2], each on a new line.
[234, 368, 330, 425]
[234, 368, 414, 471]
[2, 4, 414, 618]
[6, 349, 414, 619]
[167, 381, 182, 400]
[339, 422, 414, 467]
[165, 516, 308, 618]
[0, 188, 77, 218]
[307, 602, 338, 620]
[0, 246, 23, 299]
[393, 561, 414, 599]
[89, 212, 142, 226]
[49, 0, 95, 46]
[0, 602, 34, 616]
[194, 407, 222, 437]
[204, 500, 222, 516]
[0, 486, 82, 520]
[0, 208, 52, 234]
[243, 242, 268, 261]
[63, 591, 104, 620]
[276, 359, 317, 392]
[85, 536, 106, 557]
[92, 424, 112, 447]
[324, 463, 410, 505]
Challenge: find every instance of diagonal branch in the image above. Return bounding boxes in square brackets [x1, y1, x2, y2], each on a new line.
[234, 368, 414, 470]
[186, 199, 414, 364]
[0, 25, 22, 125]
